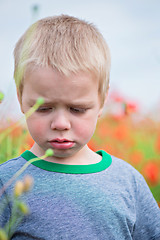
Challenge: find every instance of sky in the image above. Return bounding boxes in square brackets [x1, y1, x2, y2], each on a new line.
[0, 0, 160, 120]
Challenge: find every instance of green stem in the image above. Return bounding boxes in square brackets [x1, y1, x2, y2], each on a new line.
[0, 98, 44, 143]
[5, 198, 18, 236]
[5, 199, 24, 238]
[0, 153, 47, 198]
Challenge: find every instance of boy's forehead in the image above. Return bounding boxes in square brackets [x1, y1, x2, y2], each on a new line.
[24, 67, 99, 90]
[22, 67, 100, 104]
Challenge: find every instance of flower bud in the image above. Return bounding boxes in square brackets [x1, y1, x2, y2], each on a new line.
[23, 175, 34, 192]
[14, 180, 24, 197]
[0, 229, 8, 240]
[18, 202, 30, 215]
[45, 149, 54, 157]
[36, 97, 44, 106]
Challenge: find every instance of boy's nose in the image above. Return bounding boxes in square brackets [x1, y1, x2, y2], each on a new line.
[50, 111, 71, 131]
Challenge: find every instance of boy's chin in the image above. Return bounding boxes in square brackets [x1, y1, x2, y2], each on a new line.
[49, 147, 78, 159]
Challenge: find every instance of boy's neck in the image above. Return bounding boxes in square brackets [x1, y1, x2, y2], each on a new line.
[30, 144, 102, 165]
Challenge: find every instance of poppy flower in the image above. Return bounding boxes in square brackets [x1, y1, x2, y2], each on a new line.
[143, 162, 159, 185]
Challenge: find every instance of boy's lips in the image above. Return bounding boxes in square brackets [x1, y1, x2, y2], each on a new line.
[49, 138, 74, 150]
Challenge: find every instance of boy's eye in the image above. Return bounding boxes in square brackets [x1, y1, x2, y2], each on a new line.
[70, 107, 87, 114]
[36, 107, 52, 112]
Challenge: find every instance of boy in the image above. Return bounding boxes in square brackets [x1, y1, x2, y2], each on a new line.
[0, 15, 160, 240]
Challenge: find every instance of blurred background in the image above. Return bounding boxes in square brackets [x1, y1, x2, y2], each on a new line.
[0, 0, 160, 203]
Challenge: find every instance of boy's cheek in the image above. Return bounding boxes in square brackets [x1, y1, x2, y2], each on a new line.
[26, 119, 46, 136]
[75, 122, 96, 139]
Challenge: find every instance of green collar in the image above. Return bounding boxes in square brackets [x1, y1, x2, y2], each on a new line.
[21, 150, 112, 174]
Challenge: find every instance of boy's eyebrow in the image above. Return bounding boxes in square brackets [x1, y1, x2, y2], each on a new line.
[28, 98, 94, 106]
[69, 102, 94, 107]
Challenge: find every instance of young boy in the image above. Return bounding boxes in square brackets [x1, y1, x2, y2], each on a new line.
[0, 15, 160, 240]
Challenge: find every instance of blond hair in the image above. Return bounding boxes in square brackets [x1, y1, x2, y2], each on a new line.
[14, 15, 111, 106]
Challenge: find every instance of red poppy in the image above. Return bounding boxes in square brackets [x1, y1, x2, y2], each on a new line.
[143, 162, 159, 185]
[124, 102, 138, 115]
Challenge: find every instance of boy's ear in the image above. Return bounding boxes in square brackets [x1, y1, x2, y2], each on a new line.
[98, 91, 108, 118]
[98, 107, 103, 118]
[16, 89, 24, 113]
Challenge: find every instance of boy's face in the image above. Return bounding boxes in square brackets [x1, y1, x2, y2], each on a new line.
[20, 67, 103, 164]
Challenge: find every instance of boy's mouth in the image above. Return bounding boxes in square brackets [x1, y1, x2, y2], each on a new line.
[49, 138, 74, 150]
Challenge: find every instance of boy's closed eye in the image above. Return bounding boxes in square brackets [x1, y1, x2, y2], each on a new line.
[36, 107, 53, 112]
[36, 106, 88, 114]
[70, 107, 87, 114]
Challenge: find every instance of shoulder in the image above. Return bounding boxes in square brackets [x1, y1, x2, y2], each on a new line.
[0, 155, 27, 183]
[109, 154, 143, 182]
[108, 154, 159, 206]
[104, 153, 153, 199]
[0, 155, 25, 170]
[111, 154, 137, 170]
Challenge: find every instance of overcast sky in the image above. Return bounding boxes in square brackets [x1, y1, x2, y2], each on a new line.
[0, 0, 160, 119]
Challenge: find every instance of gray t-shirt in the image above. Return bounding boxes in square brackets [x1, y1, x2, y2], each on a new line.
[0, 150, 160, 239]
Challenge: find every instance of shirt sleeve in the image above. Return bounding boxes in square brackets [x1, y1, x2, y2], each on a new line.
[0, 177, 11, 229]
[133, 174, 160, 240]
